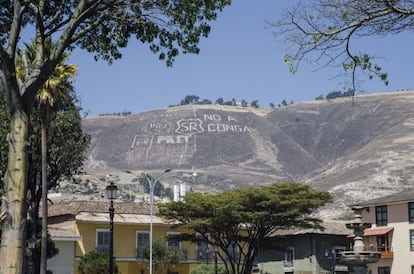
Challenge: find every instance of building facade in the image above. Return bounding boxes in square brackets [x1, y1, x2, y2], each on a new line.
[357, 190, 414, 274]
[257, 223, 351, 274]
[47, 200, 216, 274]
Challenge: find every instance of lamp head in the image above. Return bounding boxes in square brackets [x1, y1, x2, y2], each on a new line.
[105, 182, 119, 200]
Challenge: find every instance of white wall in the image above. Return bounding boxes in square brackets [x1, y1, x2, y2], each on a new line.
[48, 241, 76, 274]
[362, 202, 414, 274]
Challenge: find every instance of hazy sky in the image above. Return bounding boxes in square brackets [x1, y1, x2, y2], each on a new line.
[70, 1, 414, 116]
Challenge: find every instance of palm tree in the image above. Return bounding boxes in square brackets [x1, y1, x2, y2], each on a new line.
[17, 38, 77, 274]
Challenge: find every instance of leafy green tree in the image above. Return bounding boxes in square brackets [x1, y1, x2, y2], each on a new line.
[241, 99, 248, 107]
[0, 1, 230, 271]
[199, 99, 213, 105]
[142, 239, 184, 273]
[273, 1, 405, 90]
[180, 95, 200, 105]
[215, 97, 224, 105]
[250, 100, 259, 108]
[281, 100, 288, 107]
[78, 251, 118, 274]
[158, 183, 332, 274]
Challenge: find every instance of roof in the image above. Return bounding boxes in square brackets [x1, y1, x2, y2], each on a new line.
[348, 227, 393, 238]
[47, 200, 151, 217]
[356, 189, 414, 207]
[48, 220, 82, 241]
[75, 212, 175, 225]
[271, 222, 352, 237]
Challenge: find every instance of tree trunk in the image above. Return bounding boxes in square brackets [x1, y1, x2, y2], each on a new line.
[40, 108, 48, 274]
[0, 106, 29, 273]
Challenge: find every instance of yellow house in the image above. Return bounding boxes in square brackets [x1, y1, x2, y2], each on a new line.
[48, 200, 213, 274]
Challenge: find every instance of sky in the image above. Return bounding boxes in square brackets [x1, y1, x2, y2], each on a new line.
[69, 1, 414, 116]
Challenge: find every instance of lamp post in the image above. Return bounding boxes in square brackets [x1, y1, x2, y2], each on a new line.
[106, 181, 119, 274]
[145, 169, 172, 274]
[213, 245, 218, 274]
[28, 235, 35, 274]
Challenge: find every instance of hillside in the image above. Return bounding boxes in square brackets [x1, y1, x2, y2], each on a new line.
[77, 91, 414, 220]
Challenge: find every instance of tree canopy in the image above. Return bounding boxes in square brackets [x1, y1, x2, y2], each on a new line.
[158, 183, 332, 274]
[273, 0, 413, 90]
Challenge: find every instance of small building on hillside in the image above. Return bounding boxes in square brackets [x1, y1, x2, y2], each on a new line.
[257, 222, 351, 274]
[356, 189, 414, 274]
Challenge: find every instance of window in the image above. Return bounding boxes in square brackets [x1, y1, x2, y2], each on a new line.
[410, 230, 414, 251]
[96, 229, 110, 253]
[136, 231, 149, 258]
[409, 202, 414, 223]
[167, 232, 181, 250]
[284, 247, 295, 267]
[376, 205, 388, 226]
[378, 266, 390, 274]
[377, 234, 391, 251]
[196, 233, 209, 261]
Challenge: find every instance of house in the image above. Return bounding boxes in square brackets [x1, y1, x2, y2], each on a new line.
[356, 189, 414, 274]
[47, 200, 213, 274]
[256, 222, 351, 274]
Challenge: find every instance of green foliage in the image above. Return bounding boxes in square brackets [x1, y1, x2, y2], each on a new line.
[191, 264, 227, 274]
[325, 90, 354, 100]
[180, 95, 200, 105]
[251, 100, 259, 108]
[141, 239, 184, 273]
[158, 183, 332, 274]
[78, 251, 118, 274]
[215, 97, 224, 105]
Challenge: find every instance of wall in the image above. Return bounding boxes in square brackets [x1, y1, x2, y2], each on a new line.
[362, 202, 414, 274]
[48, 241, 76, 274]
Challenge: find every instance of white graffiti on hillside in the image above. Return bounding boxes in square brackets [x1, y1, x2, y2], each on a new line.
[131, 135, 194, 148]
[175, 119, 204, 135]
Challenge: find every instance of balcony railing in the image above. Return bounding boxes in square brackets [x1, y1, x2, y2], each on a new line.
[380, 251, 394, 259]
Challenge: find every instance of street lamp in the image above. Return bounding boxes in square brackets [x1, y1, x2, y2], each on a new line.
[106, 181, 119, 274]
[28, 235, 35, 274]
[145, 169, 172, 274]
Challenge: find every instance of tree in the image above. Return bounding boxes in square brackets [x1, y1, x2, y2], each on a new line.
[180, 95, 200, 105]
[158, 183, 332, 274]
[17, 37, 78, 274]
[199, 99, 213, 105]
[215, 97, 224, 105]
[250, 100, 259, 108]
[273, 1, 406, 91]
[142, 239, 184, 273]
[0, 86, 90, 272]
[0, 1, 230, 272]
[78, 251, 118, 274]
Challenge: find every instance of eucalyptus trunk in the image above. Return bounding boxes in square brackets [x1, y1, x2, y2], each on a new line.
[40, 108, 48, 274]
[0, 84, 29, 273]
